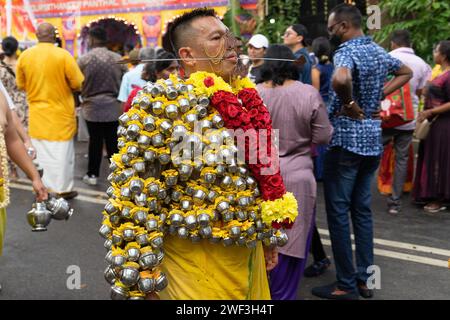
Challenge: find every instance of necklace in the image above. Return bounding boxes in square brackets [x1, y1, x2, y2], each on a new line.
[0, 125, 10, 209]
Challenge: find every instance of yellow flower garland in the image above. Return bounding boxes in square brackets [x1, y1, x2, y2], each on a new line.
[0, 126, 10, 209]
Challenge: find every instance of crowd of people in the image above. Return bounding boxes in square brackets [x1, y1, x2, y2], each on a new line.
[0, 3, 449, 300]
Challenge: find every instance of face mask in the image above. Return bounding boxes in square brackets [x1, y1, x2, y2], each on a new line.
[328, 22, 343, 48]
[329, 33, 342, 48]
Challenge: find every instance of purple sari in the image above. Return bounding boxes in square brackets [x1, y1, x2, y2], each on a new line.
[413, 70, 450, 202]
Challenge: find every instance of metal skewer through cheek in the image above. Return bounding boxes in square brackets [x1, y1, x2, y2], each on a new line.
[117, 57, 300, 64]
[144, 57, 295, 62]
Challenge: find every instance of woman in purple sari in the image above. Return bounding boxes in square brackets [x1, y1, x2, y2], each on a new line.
[257, 45, 333, 299]
[413, 41, 450, 213]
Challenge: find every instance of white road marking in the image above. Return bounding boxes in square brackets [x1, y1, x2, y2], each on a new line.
[321, 239, 449, 269]
[74, 194, 108, 205]
[74, 188, 107, 198]
[318, 228, 450, 258]
[13, 179, 108, 198]
[10, 183, 450, 268]
[10, 183, 108, 205]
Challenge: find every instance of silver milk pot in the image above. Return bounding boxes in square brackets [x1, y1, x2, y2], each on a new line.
[27, 202, 52, 232]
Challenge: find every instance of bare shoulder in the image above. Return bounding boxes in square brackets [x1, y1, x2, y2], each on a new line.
[0, 91, 7, 110]
[0, 92, 9, 129]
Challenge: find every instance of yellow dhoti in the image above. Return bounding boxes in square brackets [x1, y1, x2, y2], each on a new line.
[158, 235, 271, 300]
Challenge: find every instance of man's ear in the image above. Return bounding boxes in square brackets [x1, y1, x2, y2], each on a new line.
[341, 21, 350, 34]
[178, 47, 195, 67]
[390, 41, 396, 50]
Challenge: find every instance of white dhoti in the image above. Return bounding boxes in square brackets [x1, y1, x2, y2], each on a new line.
[31, 139, 75, 193]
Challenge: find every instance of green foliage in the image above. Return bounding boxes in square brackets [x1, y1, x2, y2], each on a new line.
[223, 0, 242, 36]
[256, 0, 301, 43]
[374, 0, 450, 63]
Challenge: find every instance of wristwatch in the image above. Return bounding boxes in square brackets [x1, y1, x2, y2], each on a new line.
[344, 101, 357, 109]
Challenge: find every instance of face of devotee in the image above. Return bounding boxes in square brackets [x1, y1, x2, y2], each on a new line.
[179, 16, 238, 80]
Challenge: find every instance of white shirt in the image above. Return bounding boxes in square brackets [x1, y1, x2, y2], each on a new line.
[117, 64, 147, 102]
[389, 47, 432, 130]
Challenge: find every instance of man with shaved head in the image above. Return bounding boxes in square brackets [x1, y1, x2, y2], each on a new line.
[169, 8, 239, 81]
[16, 22, 84, 199]
[36, 22, 56, 42]
[135, 8, 277, 300]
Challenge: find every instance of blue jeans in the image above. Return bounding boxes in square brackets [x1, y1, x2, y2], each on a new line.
[323, 147, 380, 292]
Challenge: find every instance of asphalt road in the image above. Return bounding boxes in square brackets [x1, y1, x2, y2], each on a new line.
[0, 141, 449, 300]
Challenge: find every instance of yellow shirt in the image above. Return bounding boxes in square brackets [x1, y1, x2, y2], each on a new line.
[16, 43, 84, 141]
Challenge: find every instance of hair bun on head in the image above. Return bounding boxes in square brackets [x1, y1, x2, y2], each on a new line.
[1, 36, 19, 57]
[320, 55, 329, 63]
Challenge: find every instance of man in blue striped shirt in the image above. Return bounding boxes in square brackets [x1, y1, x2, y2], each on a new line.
[312, 4, 412, 300]
[283, 24, 313, 85]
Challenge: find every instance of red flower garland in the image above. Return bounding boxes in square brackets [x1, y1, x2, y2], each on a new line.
[210, 88, 290, 228]
[204, 77, 215, 88]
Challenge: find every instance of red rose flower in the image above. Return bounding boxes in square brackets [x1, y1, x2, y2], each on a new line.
[204, 77, 215, 87]
[210, 94, 224, 108]
[268, 175, 283, 187]
[227, 105, 241, 118]
[258, 113, 271, 126]
[263, 186, 285, 201]
[240, 113, 251, 124]
[245, 97, 262, 108]
[271, 221, 282, 229]
[237, 88, 253, 100]
[255, 113, 265, 121]
[222, 92, 239, 104]
[229, 118, 243, 127]
[272, 218, 294, 230]
[282, 218, 294, 229]
[248, 108, 259, 118]
[212, 91, 237, 108]
[241, 124, 254, 131]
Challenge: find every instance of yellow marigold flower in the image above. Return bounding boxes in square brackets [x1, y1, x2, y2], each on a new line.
[260, 192, 298, 225]
[186, 71, 233, 96]
[232, 76, 256, 93]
